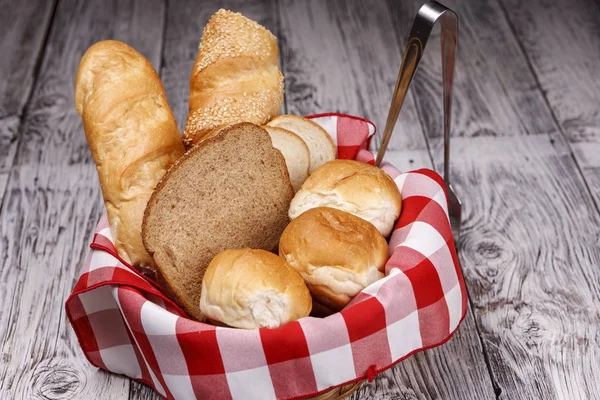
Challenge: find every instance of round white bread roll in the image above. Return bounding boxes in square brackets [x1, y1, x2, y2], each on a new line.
[263, 126, 310, 192]
[279, 207, 389, 311]
[267, 115, 336, 173]
[289, 159, 402, 237]
[200, 249, 312, 329]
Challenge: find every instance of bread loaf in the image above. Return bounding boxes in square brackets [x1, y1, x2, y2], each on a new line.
[142, 123, 294, 320]
[200, 249, 312, 329]
[183, 9, 284, 147]
[279, 207, 389, 311]
[289, 160, 402, 237]
[262, 126, 310, 192]
[75, 40, 185, 267]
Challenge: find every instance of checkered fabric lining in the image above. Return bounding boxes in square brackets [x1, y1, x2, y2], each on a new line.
[66, 113, 467, 400]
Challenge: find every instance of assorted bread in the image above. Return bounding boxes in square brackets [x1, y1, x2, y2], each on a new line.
[184, 9, 284, 147]
[289, 160, 402, 237]
[142, 123, 294, 320]
[75, 40, 185, 268]
[77, 10, 404, 330]
[200, 249, 312, 329]
[279, 207, 389, 311]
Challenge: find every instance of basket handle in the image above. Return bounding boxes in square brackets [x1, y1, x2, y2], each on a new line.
[375, 0, 458, 183]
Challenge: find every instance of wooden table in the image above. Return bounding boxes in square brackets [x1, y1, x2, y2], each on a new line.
[1, 0, 599, 398]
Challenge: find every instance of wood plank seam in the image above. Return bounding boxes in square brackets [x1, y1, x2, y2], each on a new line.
[0, 0, 59, 215]
[495, 0, 600, 217]
[465, 290, 503, 399]
[273, 0, 288, 115]
[407, 89, 437, 169]
[157, 0, 169, 76]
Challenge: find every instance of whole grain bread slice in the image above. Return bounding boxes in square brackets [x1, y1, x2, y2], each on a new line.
[142, 123, 294, 320]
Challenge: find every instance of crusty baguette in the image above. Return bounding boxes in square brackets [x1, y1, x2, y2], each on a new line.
[183, 9, 284, 147]
[262, 126, 310, 192]
[267, 115, 336, 173]
[142, 123, 294, 320]
[75, 40, 185, 267]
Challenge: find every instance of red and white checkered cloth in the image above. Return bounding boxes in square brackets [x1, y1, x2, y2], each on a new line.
[66, 113, 467, 400]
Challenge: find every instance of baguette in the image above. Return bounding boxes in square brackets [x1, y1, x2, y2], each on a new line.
[75, 40, 185, 267]
[183, 9, 284, 147]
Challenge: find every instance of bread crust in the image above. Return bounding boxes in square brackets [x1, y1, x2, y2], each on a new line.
[142, 123, 294, 320]
[279, 207, 389, 310]
[183, 9, 284, 146]
[75, 40, 184, 267]
[200, 249, 312, 329]
[289, 159, 402, 237]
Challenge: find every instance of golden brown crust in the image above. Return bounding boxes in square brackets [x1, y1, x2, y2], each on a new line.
[75, 40, 185, 267]
[279, 207, 389, 310]
[183, 9, 284, 147]
[200, 249, 312, 329]
[289, 159, 402, 237]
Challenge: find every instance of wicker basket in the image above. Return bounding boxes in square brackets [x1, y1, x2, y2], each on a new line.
[311, 381, 364, 400]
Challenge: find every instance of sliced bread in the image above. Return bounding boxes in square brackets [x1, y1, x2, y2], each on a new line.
[142, 123, 294, 320]
[262, 126, 310, 192]
[267, 115, 336, 173]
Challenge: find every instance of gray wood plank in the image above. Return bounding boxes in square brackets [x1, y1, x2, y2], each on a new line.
[0, 165, 119, 398]
[0, 0, 167, 398]
[278, 1, 496, 399]
[0, 116, 19, 172]
[385, 0, 600, 398]
[498, 0, 600, 206]
[0, 173, 8, 211]
[0, 0, 57, 119]
[278, 0, 432, 171]
[387, 0, 558, 144]
[444, 134, 600, 400]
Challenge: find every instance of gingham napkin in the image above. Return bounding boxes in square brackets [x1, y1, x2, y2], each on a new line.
[66, 113, 467, 400]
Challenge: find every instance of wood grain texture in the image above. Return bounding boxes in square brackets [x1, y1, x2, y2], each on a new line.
[0, 165, 119, 398]
[0, 116, 19, 173]
[448, 134, 600, 400]
[0, 0, 166, 398]
[390, 0, 600, 398]
[278, 0, 432, 171]
[278, 1, 496, 399]
[387, 0, 558, 144]
[0, 0, 57, 119]
[498, 0, 600, 206]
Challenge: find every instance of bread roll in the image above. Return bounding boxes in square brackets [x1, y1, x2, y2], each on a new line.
[267, 115, 336, 173]
[289, 160, 402, 237]
[75, 40, 185, 267]
[200, 249, 312, 329]
[279, 207, 389, 311]
[263, 126, 310, 192]
[142, 123, 294, 320]
[184, 9, 284, 147]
